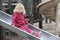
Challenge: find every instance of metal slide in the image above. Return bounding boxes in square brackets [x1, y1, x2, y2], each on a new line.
[0, 11, 60, 40]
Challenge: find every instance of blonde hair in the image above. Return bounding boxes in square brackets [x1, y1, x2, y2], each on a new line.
[13, 3, 26, 14]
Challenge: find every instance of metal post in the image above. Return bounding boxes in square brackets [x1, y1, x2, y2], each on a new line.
[8, 0, 12, 15]
[3, 28, 6, 40]
[45, 18, 48, 23]
[0, 25, 6, 40]
[39, 14, 43, 29]
[0, 0, 2, 10]
[49, 19, 51, 23]
[0, 26, 3, 40]
[0, 0, 6, 40]
[34, 0, 42, 28]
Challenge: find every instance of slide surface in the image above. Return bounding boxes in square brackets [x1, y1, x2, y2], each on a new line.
[0, 11, 60, 40]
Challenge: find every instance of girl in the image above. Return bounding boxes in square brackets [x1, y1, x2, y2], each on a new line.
[11, 3, 39, 37]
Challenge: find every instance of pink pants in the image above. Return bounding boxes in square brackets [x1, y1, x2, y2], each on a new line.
[19, 26, 39, 37]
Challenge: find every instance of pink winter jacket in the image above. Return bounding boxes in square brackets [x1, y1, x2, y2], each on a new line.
[11, 12, 32, 33]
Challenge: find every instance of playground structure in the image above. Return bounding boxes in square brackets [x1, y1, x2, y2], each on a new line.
[0, 0, 60, 40]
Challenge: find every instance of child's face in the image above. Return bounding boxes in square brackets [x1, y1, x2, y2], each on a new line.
[16, 10, 22, 13]
[17, 10, 24, 15]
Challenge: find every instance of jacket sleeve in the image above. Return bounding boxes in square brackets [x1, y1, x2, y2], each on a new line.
[24, 20, 28, 24]
[17, 19, 27, 25]
[17, 15, 28, 25]
[11, 13, 17, 26]
[20, 16, 28, 25]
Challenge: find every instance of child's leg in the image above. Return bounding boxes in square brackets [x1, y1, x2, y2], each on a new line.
[24, 26, 32, 34]
[24, 26, 40, 37]
[19, 26, 41, 37]
[19, 26, 32, 34]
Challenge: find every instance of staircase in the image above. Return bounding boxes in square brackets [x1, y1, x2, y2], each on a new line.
[37, 0, 60, 21]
